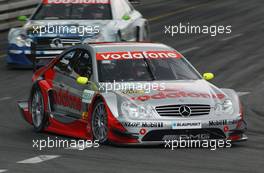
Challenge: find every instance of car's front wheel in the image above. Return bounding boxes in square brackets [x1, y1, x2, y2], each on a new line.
[92, 100, 108, 144]
[30, 88, 47, 132]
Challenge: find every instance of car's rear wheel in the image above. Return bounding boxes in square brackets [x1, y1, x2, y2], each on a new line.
[92, 100, 108, 144]
[31, 88, 46, 132]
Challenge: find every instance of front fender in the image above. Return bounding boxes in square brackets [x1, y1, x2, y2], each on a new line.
[100, 92, 119, 118]
[8, 28, 24, 42]
[30, 80, 52, 113]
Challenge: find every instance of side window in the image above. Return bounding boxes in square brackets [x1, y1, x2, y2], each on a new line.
[73, 50, 93, 79]
[54, 50, 76, 73]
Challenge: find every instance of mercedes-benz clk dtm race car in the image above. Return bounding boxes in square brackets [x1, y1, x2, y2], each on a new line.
[7, 0, 149, 67]
[18, 42, 247, 145]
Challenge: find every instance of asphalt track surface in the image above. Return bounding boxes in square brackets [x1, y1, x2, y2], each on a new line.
[0, 0, 264, 172]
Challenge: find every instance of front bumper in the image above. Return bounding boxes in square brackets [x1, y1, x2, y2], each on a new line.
[112, 118, 247, 144]
[6, 44, 62, 67]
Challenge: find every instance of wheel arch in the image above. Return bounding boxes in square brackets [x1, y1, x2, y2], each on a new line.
[88, 93, 119, 119]
[30, 80, 52, 113]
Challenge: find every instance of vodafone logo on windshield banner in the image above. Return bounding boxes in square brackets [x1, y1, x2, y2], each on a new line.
[43, 0, 110, 4]
[96, 51, 182, 60]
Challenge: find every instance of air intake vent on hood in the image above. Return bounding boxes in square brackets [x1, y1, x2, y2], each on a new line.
[155, 104, 211, 117]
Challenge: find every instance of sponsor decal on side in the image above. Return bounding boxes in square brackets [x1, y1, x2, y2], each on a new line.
[82, 112, 89, 120]
[172, 121, 202, 129]
[82, 90, 95, 104]
[123, 122, 164, 128]
[122, 90, 145, 95]
[53, 89, 82, 111]
[43, 0, 110, 4]
[96, 51, 182, 61]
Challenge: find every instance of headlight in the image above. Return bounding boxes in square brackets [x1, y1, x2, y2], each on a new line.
[214, 99, 234, 115]
[13, 35, 31, 47]
[121, 100, 155, 119]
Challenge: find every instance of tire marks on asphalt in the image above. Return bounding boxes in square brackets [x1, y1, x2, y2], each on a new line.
[0, 97, 11, 102]
[180, 47, 200, 54]
[221, 33, 243, 41]
[237, 92, 251, 97]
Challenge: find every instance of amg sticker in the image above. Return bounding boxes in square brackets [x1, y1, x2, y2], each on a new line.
[163, 134, 210, 140]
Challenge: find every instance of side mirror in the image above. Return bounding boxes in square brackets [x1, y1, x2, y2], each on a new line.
[203, 73, 215, 81]
[17, 15, 28, 21]
[76, 76, 88, 85]
[122, 15, 131, 21]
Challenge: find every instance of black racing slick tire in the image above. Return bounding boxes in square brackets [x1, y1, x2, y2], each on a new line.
[30, 88, 47, 132]
[91, 100, 109, 144]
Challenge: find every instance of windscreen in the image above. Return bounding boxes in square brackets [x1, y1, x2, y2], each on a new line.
[96, 51, 201, 82]
[32, 3, 112, 20]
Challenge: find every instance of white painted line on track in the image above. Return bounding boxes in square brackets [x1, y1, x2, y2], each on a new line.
[180, 47, 200, 54]
[17, 155, 60, 164]
[0, 170, 8, 173]
[221, 33, 243, 41]
[0, 97, 11, 101]
[237, 92, 251, 97]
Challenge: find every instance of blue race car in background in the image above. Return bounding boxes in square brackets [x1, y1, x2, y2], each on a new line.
[7, 0, 149, 67]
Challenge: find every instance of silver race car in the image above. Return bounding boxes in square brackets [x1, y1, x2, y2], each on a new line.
[7, 0, 149, 67]
[18, 42, 247, 145]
